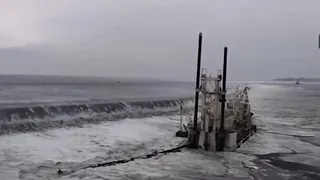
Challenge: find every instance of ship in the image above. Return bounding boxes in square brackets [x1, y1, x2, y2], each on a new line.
[176, 33, 256, 151]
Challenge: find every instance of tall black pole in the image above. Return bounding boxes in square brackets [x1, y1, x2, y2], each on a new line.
[192, 32, 203, 148]
[220, 47, 228, 131]
[218, 47, 228, 151]
[318, 34, 320, 49]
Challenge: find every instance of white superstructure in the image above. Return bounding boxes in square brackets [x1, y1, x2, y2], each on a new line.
[184, 69, 255, 151]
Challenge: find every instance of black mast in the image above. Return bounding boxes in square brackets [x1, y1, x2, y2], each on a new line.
[217, 47, 228, 151]
[220, 47, 228, 130]
[192, 32, 203, 148]
[318, 34, 320, 49]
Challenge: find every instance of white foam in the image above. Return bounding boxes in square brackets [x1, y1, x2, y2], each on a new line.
[0, 116, 185, 179]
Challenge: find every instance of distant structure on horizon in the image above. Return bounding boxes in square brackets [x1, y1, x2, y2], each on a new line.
[273, 78, 320, 82]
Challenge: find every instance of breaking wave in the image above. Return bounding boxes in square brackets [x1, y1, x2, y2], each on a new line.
[0, 97, 193, 135]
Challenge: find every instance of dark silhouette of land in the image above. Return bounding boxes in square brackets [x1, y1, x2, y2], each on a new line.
[273, 78, 320, 82]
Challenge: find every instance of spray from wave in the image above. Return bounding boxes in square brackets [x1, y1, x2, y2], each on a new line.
[0, 97, 193, 135]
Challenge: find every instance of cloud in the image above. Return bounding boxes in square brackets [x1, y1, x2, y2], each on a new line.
[0, 0, 320, 80]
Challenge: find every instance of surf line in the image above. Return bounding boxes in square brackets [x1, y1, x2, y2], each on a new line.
[57, 143, 189, 175]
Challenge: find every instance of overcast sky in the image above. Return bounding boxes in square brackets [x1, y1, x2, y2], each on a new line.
[0, 0, 319, 81]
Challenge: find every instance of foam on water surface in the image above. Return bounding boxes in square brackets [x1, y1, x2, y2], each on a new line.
[0, 81, 320, 179]
[0, 116, 186, 179]
[0, 115, 262, 180]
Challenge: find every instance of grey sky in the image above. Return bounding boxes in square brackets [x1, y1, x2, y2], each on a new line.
[0, 0, 319, 81]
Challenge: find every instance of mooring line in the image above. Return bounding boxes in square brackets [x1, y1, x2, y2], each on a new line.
[57, 143, 189, 175]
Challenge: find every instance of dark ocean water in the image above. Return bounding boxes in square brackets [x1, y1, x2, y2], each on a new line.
[0, 75, 194, 106]
[0, 76, 319, 179]
[0, 75, 195, 134]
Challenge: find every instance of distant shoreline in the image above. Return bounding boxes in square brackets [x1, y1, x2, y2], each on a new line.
[273, 78, 320, 82]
